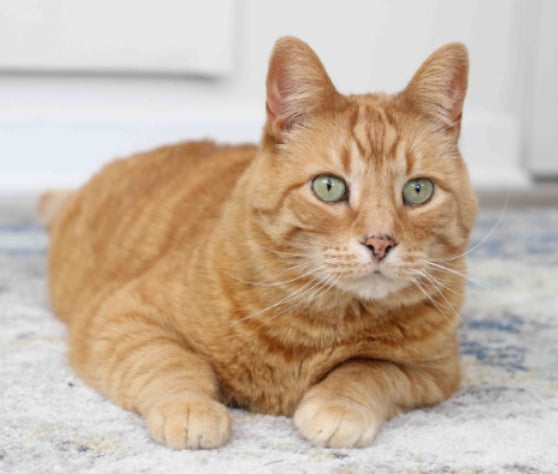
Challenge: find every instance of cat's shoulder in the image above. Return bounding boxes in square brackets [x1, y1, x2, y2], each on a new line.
[89, 139, 257, 186]
[115, 139, 256, 167]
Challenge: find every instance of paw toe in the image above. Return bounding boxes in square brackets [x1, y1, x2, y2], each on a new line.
[147, 396, 231, 450]
[294, 394, 380, 448]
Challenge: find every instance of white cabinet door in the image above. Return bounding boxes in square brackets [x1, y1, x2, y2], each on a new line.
[0, 0, 235, 76]
[527, 0, 558, 176]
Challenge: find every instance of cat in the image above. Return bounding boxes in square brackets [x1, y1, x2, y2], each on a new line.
[39, 36, 477, 450]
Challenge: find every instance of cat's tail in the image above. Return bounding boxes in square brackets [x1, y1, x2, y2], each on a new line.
[37, 190, 74, 230]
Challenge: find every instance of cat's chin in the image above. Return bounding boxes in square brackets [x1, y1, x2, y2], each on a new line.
[336, 272, 409, 302]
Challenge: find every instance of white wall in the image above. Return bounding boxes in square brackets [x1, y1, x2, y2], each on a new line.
[0, 0, 537, 192]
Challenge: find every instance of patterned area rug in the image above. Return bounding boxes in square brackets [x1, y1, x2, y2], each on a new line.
[1, 207, 557, 473]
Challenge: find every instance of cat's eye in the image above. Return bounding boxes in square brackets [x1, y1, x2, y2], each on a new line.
[402, 178, 435, 206]
[311, 175, 347, 203]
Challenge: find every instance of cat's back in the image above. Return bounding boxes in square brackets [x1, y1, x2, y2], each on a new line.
[48, 140, 256, 321]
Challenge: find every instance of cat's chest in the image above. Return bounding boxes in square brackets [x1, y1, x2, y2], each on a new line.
[212, 336, 369, 416]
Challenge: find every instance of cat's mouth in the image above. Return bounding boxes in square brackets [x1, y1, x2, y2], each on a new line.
[334, 267, 409, 301]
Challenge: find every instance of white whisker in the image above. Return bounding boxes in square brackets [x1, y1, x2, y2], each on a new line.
[239, 272, 328, 321]
[424, 261, 466, 278]
[289, 274, 340, 311]
[424, 260, 491, 289]
[431, 192, 510, 264]
[224, 263, 325, 287]
[410, 273, 460, 321]
[410, 276, 449, 319]
[415, 268, 463, 297]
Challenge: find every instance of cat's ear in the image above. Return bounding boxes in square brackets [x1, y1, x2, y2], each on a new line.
[400, 43, 469, 137]
[265, 36, 340, 141]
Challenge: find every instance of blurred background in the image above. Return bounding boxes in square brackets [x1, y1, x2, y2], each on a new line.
[0, 0, 557, 194]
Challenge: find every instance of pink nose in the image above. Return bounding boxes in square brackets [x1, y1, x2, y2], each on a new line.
[363, 234, 397, 261]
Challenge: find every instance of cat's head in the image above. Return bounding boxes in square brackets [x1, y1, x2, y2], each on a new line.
[248, 36, 477, 305]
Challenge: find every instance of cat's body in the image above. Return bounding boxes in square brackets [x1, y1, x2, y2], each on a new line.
[42, 37, 477, 449]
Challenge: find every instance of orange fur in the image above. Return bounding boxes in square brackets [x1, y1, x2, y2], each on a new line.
[42, 37, 477, 449]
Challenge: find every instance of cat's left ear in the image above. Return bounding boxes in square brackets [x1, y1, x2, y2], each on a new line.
[400, 43, 469, 137]
[265, 36, 342, 142]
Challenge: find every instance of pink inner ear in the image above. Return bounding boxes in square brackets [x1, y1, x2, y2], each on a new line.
[266, 75, 289, 135]
[447, 75, 466, 126]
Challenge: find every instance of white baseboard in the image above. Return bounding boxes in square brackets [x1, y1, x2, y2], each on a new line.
[0, 106, 530, 193]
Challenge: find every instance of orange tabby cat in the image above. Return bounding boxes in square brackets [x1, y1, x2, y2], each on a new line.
[40, 36, 477, 449]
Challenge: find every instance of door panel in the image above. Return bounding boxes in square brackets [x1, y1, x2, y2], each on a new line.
[0, 0, 235, 76]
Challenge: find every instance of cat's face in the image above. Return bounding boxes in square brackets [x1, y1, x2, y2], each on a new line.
[250, 37, 477, 303]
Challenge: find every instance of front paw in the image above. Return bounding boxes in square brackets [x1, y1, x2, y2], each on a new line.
[146, 394, 231, 449]
[294, 391, 380, 448]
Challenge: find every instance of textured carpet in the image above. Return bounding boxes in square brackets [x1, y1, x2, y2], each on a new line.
[1, 206, 557, 473]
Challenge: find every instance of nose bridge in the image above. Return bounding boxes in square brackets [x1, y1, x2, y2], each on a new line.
[354, 193, 396, 239]
[352, 154, 400, 232]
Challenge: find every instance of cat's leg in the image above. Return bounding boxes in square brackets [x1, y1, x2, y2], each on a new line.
[68, 292, 231, 450]
[294, 357, 459, 448]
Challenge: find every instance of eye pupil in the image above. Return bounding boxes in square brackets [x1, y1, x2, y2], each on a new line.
[311, 175, 347, 203]
[403, 178, 434, 206]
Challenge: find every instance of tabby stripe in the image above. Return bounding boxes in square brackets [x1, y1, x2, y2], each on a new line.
[340, 145, 352, 175]
[104, 334, 186, 392]
[350, 107, 368, 158]
[380, 107, 403, 159]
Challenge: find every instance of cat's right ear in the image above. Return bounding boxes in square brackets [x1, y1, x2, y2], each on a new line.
[265, 36, 340, 142]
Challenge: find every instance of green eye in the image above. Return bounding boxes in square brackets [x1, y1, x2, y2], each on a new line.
[403, 178, 435, 206]
[311, 175, 347, 203]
